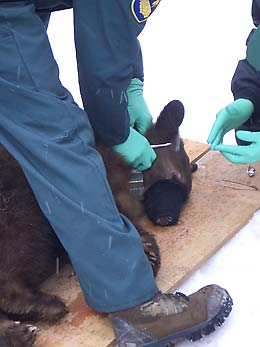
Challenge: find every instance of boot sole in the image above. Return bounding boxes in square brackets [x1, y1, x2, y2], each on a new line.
[135, 289, 233, 347]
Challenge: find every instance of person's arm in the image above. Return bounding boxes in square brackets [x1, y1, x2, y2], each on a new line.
[207, 0, 260, 164]
[73, 0, 151, 146]
[231, 0, 260, 114]
[126, 41, 153, 135]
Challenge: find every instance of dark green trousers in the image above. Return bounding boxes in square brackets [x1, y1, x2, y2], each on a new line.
[0, 2, 158, 312]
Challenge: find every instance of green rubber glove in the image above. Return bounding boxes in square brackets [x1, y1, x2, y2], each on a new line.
[207, 99, 254, 148]
[126, 78, 153, 134]
[113, 127, 156, 171]
[214, 131, 260, 164]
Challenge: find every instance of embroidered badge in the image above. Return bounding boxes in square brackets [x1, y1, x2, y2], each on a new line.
[131, 0, 161, 23]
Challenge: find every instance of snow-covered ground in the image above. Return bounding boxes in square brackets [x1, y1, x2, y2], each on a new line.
[47, 1, 260, 345]
[177, 210, 260, 347]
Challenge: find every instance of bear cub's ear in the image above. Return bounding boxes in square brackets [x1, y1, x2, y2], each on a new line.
[155, 100, 184, 140]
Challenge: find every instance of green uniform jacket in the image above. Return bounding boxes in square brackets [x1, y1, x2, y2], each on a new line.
[11, 0, 161, 145]
[232, 0, 260, 123]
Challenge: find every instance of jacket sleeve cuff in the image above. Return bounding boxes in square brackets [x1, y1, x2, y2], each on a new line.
[83, 87, 130, 146]
[233, 88, 260, 121]
[231, 60, 260, 120]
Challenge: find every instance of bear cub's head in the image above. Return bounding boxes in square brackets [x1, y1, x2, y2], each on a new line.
[141, 100, 193, 226]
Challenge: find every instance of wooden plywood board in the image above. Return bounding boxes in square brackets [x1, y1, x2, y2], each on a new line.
[183, 138, 209, 162]
[145, 151, 260, 292]
[36, 140, 260, 347]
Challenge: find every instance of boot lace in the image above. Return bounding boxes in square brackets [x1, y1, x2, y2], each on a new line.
[140, 291, 190, 317]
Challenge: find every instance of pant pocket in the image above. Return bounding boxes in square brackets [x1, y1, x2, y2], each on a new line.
[0, 3, 70, 97]
[0, 28, 36, 89]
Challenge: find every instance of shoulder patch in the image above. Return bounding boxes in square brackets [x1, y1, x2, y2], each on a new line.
[131, 0, 161, 23]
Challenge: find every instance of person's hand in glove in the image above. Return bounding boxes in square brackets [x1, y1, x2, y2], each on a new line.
[126, 78, 153, 134]
[207, 99, 255, 148]
[113, 127, 156, 171]
[213, 130, 260, 164]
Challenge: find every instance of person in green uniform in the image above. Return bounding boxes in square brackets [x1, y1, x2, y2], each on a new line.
[0, 1, 232, 346]
[208, 0, 260, 164]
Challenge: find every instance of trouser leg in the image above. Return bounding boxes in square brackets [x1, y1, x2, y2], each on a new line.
[0, 3, 158, 312]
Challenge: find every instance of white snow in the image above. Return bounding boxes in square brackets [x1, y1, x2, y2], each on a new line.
[47, 1, 260, 345]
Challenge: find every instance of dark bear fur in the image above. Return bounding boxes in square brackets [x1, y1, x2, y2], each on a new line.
[0, 100, 194, 347]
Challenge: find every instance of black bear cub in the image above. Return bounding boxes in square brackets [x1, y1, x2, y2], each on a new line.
[0, 100, 194, 347]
